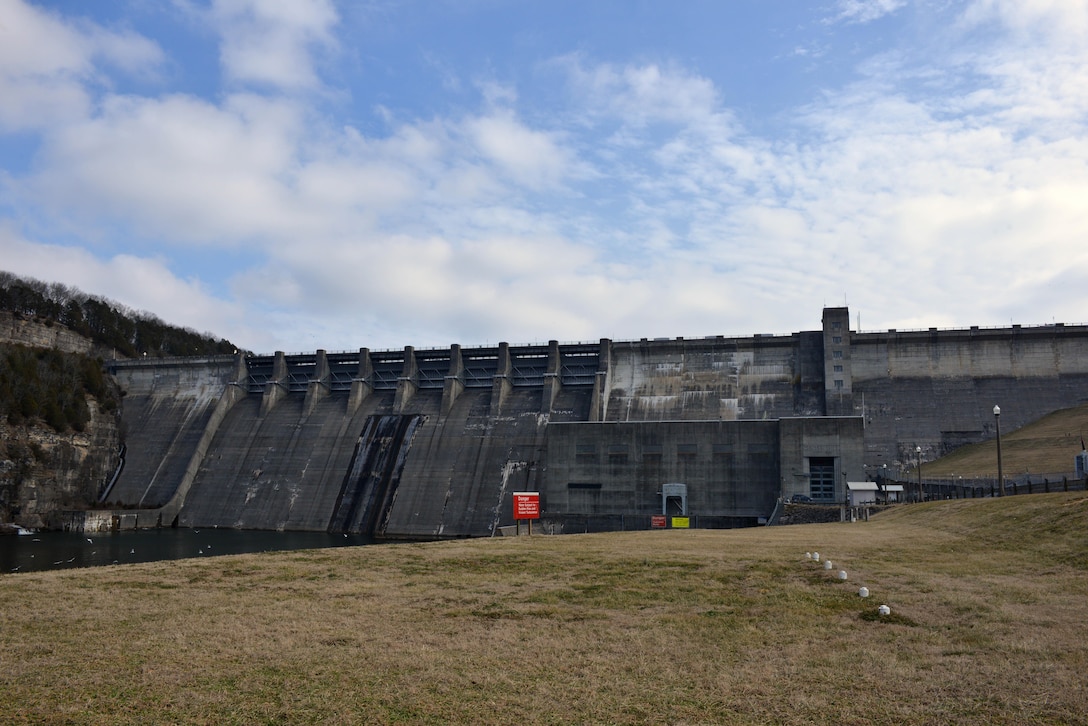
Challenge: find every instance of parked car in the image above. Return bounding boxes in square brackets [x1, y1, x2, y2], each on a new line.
[789, 494, 813, 504]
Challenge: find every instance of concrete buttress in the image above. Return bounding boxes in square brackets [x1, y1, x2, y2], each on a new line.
[259, 351, 288, 417]
[441, 344, 465, 416]
[303, 349, 331, 416]
[348, 348, 373, 414]
[394, 346, 418, 413]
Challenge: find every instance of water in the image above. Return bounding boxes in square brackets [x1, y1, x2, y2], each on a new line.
[0, 529, 373, 575]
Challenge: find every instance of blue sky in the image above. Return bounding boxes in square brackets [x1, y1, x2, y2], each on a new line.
[2, 0, 1087, 353]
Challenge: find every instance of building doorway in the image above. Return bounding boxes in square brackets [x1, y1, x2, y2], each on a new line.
[809, 457, 835, 501]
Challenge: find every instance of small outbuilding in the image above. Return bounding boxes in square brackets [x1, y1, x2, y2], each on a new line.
[882, 483, 904, 503]
[847, 481, 879, 506]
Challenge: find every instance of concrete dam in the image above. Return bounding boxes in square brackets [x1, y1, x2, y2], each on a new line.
[95, 307, 1088, 537]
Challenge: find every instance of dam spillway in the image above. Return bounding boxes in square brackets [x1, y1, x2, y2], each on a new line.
[97, 307, 1088, 537]
[106, 341, 603, 537]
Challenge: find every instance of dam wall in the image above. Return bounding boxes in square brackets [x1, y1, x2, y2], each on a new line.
[847, 324, 1088, 468]
[107, 342, 600, 537]
[99, 307, 1088, 536]
[602, 334, 822, 422]
[104, 355, 241, 511]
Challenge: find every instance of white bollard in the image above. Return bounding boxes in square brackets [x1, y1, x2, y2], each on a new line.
[878, 604, 891, 616]
[805, 552, 812, 560]
[824, 560, 833, 570]
[813, 552, 820, 562]
[858, 587, 870, 597]
[837, 570, 848, 580]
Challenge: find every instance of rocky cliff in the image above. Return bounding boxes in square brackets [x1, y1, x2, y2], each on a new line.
[0, 403, 120, 528]
[0, 316, 121, 528]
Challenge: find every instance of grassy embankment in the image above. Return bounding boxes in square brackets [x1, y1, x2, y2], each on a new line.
[1, 493, 1086, 725]
[916, 402, 1088, 478]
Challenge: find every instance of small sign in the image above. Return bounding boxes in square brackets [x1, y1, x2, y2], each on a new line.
[651, 515, 667, 528]
[512, 491, 540, 520]
[671, 517, 690, 529]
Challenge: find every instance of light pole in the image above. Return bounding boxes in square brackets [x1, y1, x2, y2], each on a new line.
[882, 463, 888, 504]
[916, 446, 923, 503]
[994, 405, 1005, 497]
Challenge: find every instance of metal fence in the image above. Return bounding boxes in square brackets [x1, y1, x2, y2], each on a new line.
[889, 474, 1087, 502]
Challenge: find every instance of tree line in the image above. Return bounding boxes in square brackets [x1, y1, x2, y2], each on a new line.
[0, 271, 240, 358]
[0, 343, 118, 433]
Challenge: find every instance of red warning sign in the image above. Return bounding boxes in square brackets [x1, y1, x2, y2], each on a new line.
[513, 491, 540, 519]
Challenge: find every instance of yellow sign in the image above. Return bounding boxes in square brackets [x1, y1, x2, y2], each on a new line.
[671, 517, 690, 529]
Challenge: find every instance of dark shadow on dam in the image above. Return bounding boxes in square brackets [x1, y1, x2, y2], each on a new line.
[328, 415, 423, 536]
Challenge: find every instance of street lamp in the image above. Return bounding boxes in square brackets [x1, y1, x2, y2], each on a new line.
[916, 446, 923, 503]
[994, 405, 1005, 497]
[882, 463, 888, 504]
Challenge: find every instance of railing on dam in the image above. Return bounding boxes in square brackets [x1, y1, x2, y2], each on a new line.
[856, 321, 1088, 337]
[241, 342, 603, 394]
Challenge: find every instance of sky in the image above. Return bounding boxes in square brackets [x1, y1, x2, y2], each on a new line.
[2, 0, 1087, 354]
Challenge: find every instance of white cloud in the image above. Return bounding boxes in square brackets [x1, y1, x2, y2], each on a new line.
[563, 57, 727, 131]
[464, 112, 572, 189]
[0, 0, 163, 131]
[209, 0, 338, 91]
[961, 0, 1088, 42]
[545, 39, 1088, 335]
[832, 0, 908, 25]
[30, 92, 305, 244]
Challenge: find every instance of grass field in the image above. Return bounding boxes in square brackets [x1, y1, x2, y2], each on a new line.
[1, 493, 1086, 725]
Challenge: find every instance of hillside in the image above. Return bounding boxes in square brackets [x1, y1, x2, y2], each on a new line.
[1, 493, 1085, 724]
[916, 403, 1088, 478]
[0, 271, 240, 358]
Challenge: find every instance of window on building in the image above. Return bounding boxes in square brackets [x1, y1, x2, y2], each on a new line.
[712, 444, 734, 473]
[833, 350, 843, 359]
[607, 444, 628, 474]
[834, 365, 843, 373]
[832, 336, 842, 344]
[834, 379, 844, 389]
[567, 483, 601, 511]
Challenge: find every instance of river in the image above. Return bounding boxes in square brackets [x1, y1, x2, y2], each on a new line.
[0, 529, 373, 574]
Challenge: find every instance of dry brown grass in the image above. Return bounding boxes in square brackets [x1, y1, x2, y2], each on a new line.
[921, 402, 1088, 478]
[1, 493, 1087, 725]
